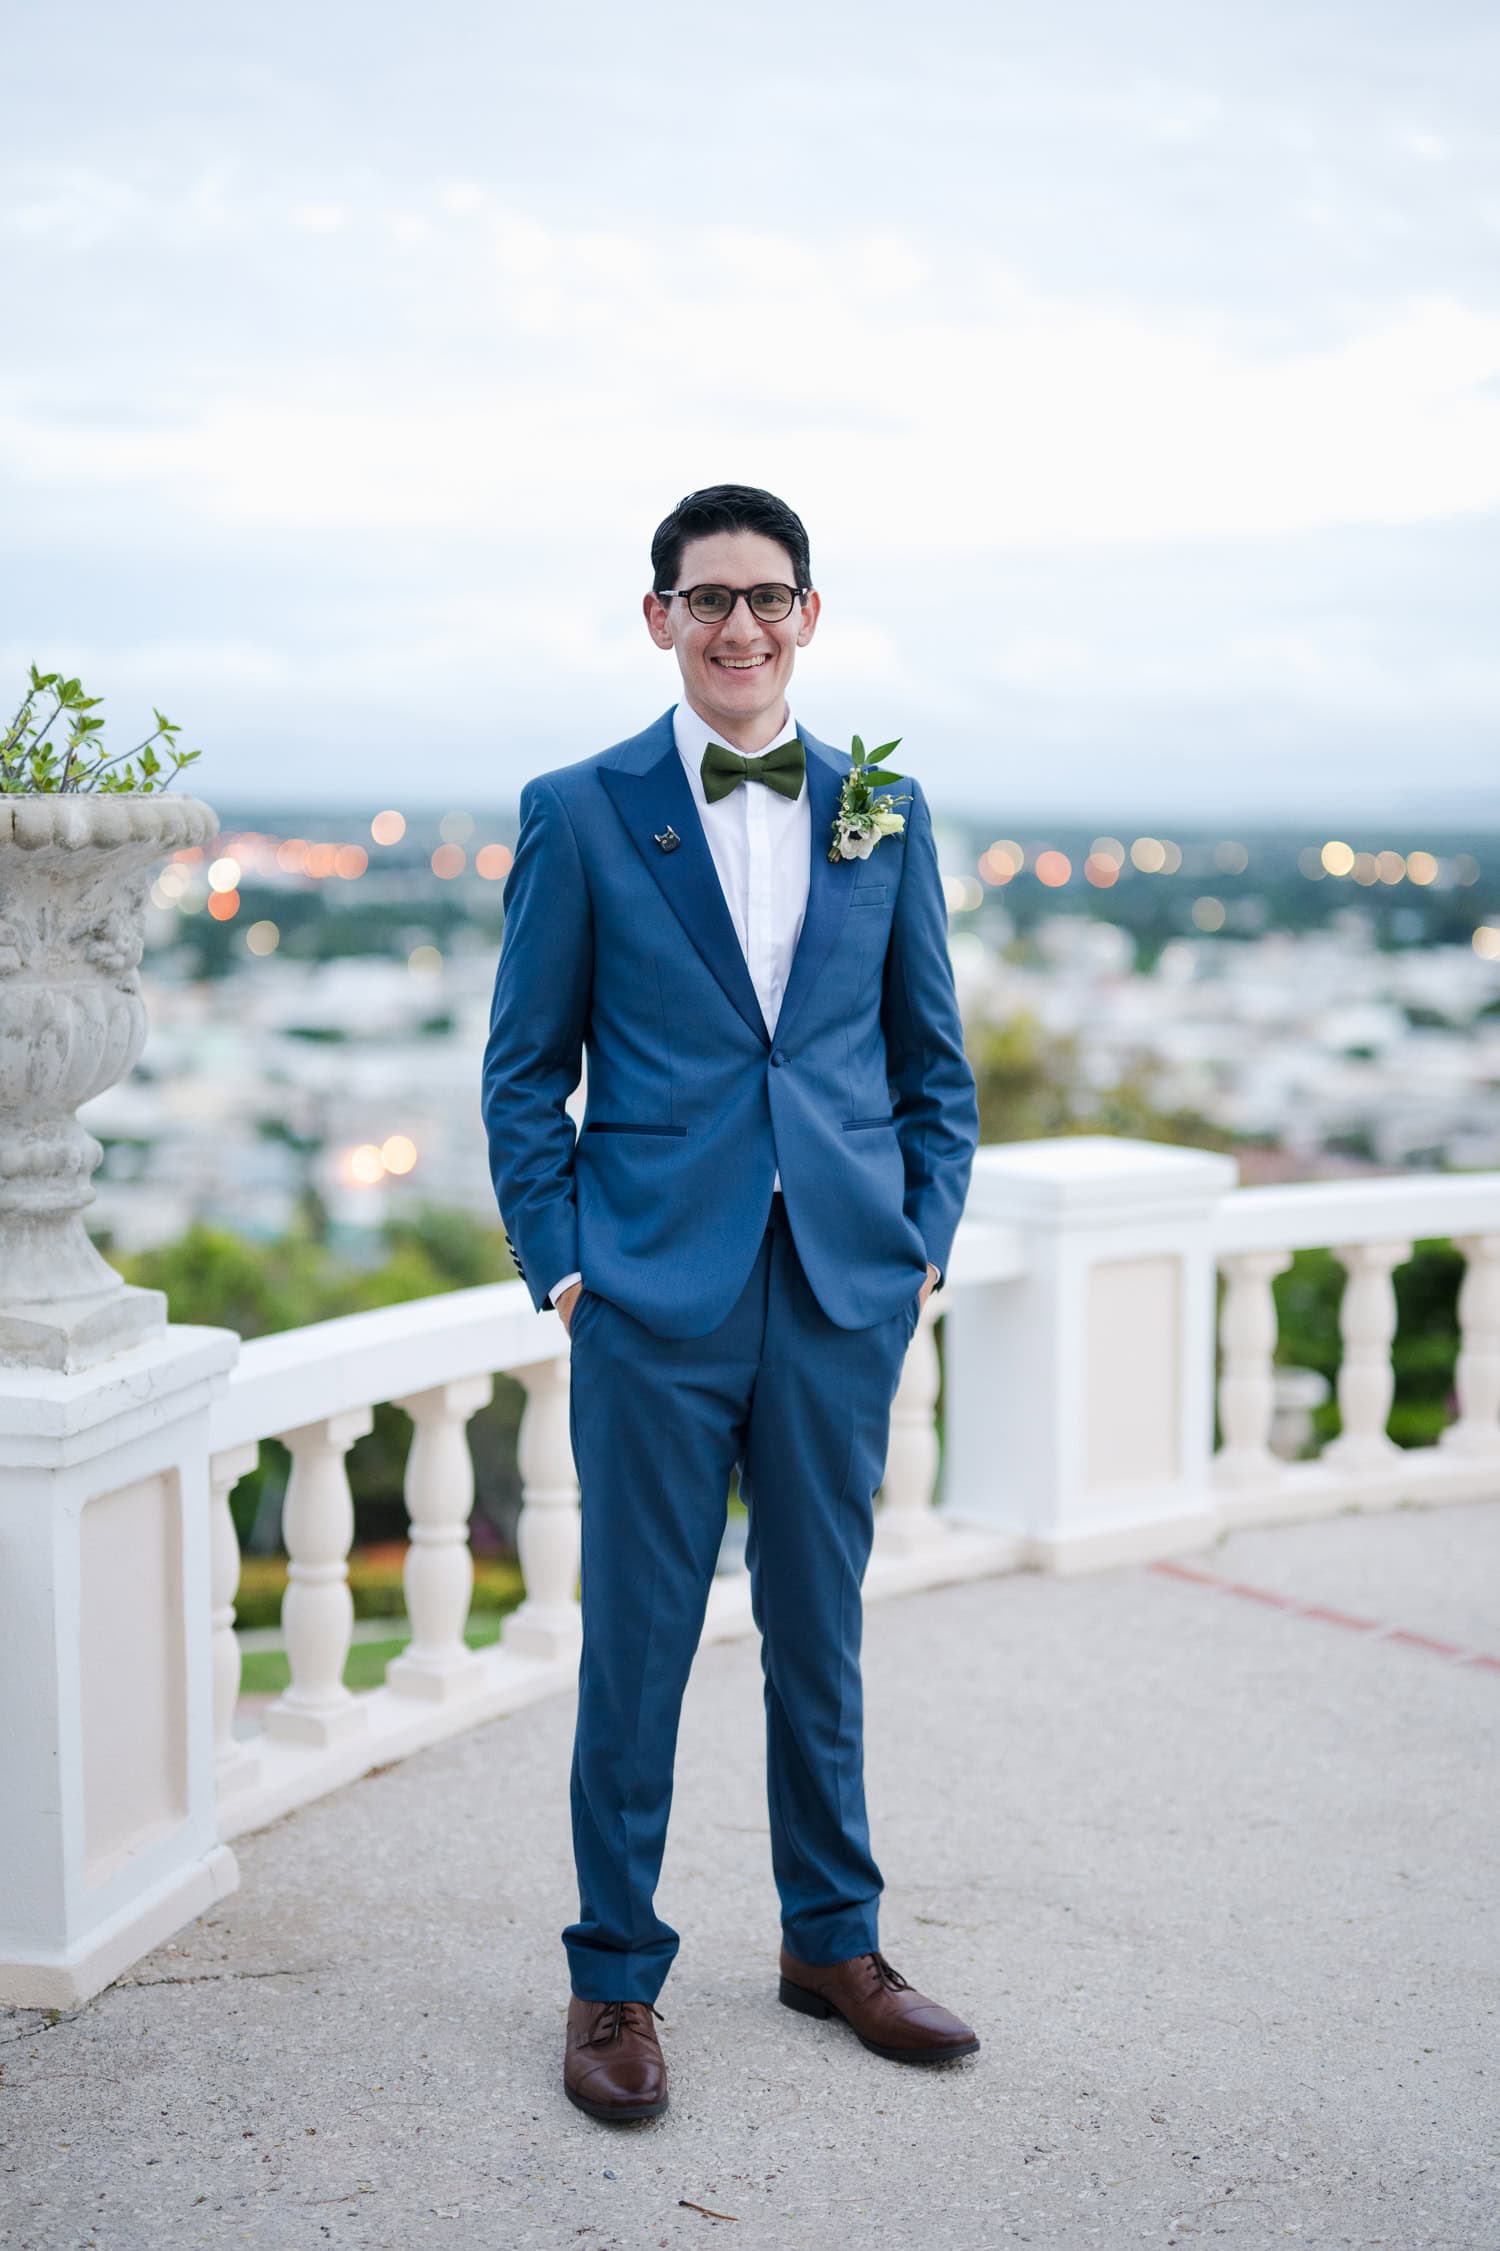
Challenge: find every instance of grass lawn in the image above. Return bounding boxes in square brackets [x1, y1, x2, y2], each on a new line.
[238, 1609, 513, 1695]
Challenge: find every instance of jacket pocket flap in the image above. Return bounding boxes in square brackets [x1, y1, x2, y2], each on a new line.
[582, 1121, 688, 1136]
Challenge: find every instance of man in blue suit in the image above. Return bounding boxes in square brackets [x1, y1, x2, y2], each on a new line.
[482, 484, 981, 2122]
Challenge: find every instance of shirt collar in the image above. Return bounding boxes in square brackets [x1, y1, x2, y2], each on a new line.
[673, 698, 801, 799]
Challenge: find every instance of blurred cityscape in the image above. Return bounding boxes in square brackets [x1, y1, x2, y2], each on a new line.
[83, 798, 1500, 1266]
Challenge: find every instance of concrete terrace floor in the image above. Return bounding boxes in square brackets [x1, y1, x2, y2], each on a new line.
[4, 1502, 1498, 2251]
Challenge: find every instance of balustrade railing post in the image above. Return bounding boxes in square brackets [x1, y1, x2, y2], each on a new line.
[1214, 1249, 1294, 1486]
[0, 1326, 240, 2007]
[942, 1137, 1237, 1568]
[387, 1375, 493, 1702]
[1323, 1239, 1410, 1473]
[875, 1300, 944, 1556]
[209, 1440, 262, 1798]
[263, 1407, 373, 1747]
[1439, 1233, 1500, 1461]
[502, 1358, 582, 1661]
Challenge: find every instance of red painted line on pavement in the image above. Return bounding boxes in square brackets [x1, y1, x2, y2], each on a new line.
[1148, 1561, 1496, 1674]
[1299, 1603, 1380, 1632]
[1383, 1627, 1467, 1657]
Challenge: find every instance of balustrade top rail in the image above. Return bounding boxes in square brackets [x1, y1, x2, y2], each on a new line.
[1211, 1172, 1500, 1258]
[208, 1279, 561, 1456]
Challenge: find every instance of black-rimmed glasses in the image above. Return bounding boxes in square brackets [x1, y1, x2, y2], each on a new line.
[658, 583, 805, 625]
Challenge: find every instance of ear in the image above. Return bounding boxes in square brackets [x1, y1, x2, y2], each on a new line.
[795, 588, 821, 648]
[643, 589, 674, 650]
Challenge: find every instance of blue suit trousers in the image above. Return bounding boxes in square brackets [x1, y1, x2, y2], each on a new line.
[563, 1192, 924, 2002]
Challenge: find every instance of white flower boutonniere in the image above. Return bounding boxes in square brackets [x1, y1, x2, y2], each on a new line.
[828, 734, 913, 864]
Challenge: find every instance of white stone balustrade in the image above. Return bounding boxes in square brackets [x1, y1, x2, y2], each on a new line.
[503, 1360, 583, 1661]
[5, 1139, 1500, 2007]
[1322, 1239, 1411, 1477]
[265, 1407, 374, 1747]
[1215, 1249, 1294, 1485]
[1439, 1234, 1500, 1463]
[0, 1326, 240, 2007]
[1211, 1174, 1500, 1525]
[388, 1376, 493, 1703]
[941, 1139, 1237, 1571]
[209, 1439, 261, 1800]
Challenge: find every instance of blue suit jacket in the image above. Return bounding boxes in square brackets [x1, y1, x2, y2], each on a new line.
[481, 707, 979, 1339]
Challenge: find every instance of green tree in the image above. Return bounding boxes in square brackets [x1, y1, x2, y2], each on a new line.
[969, 1008, 1233, 1152]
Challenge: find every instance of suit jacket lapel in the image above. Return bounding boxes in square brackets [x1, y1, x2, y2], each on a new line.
[772, 736, 856, 1043]
[598, 729, 772, 1047]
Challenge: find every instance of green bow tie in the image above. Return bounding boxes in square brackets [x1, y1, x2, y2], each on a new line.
[700, 735, 805, 804]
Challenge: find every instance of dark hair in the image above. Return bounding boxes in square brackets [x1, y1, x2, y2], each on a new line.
[651, 483, 812, 594]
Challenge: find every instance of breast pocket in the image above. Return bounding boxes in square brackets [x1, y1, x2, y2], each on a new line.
[849, 887, 890, 908]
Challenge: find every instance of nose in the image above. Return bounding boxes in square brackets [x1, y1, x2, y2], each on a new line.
[715, 593, 763, 641]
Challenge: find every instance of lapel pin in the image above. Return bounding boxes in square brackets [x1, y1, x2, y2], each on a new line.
[653, 824, 681, 853]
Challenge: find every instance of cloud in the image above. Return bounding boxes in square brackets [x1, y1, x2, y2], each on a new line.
[3, 162, 239, 249]
[289, 202, 350, 233]
[2, 1, 1497, 814]
[2, 201, 1497, 560]
[1393, 126, 1450, 164]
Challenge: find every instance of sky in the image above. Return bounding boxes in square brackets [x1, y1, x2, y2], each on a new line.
[4, 0, 1499, 823]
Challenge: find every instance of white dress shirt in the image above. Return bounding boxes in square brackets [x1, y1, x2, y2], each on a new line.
[544, 698, 809, 1308]
[669, 696, 811, 1100]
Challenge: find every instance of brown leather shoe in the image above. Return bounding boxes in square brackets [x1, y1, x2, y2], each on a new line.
[563, 1996, 669, 2122]
[779, 1946, 979, 2064]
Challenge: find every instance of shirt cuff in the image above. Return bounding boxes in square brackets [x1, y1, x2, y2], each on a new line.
[547, 1271, 582, 1309]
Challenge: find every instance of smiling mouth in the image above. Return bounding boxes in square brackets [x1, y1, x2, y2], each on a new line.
[712, 655, 771, 670]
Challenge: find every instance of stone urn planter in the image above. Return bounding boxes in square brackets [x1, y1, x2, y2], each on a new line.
[0, 793, 219, 1371]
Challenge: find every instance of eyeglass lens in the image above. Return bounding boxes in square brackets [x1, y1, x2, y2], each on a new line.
[686, 585, 796, 623]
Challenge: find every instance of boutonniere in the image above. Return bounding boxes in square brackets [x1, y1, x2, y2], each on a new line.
[828, 734, 913, 864]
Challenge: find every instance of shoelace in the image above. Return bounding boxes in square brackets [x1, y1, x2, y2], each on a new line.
[584, 1999, 664, 2048]
[866, 1950, 912, 1992]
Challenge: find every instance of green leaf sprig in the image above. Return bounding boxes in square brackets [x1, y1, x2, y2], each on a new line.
[827, 733, 912, 863]
[2, 665, 204, 795]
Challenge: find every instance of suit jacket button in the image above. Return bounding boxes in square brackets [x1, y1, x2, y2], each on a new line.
[771, 1050, 786, 1067]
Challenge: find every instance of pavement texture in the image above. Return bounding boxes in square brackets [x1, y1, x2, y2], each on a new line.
[3, 1498, 1497, 2251]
